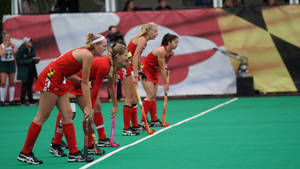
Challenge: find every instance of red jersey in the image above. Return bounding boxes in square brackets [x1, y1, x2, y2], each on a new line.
[35, 47, 86, 95]
[65, 56, 111, 107]
[126, 40, 137, 71]
[53, 47, 86, 77]
[118, 37, 146, 80]
[142, 46, 169, 84]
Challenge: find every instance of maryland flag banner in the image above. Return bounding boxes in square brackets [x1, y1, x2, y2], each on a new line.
[3, 5, 300, 97]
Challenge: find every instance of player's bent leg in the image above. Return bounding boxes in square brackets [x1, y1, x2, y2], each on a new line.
[18, 92, 58, 164]
[122, 77, 139, 136]
[93, 111, 111, 146]
[149, 84, 162, 127]
[57, 94, 86, 162]
[140, 81, 156, 127]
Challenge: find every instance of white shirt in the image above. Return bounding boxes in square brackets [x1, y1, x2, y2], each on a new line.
[1, 43, 14, 62]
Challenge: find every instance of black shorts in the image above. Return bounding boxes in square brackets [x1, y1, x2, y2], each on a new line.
[0, 61, 16, 74]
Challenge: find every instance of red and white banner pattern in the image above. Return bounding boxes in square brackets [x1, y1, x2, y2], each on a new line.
[3, 9, 236, 97]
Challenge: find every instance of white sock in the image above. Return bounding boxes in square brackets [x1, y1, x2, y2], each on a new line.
[0, 87, 6, 102]
[9, 86, 15, 102]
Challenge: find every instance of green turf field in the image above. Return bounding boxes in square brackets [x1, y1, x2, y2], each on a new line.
[1, 96, 300, 169]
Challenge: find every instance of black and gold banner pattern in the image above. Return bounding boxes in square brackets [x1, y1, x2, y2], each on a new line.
[217, 5, 300, 92]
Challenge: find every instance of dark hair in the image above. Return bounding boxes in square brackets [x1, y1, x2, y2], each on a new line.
[161, 33, 178, 46]
[158, 0, 165, 3]
[108, 25, 117, 31]
[123, 0, 133, 11]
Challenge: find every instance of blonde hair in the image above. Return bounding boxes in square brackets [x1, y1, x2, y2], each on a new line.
[86, 33, 104, 50]
[131, 22, 157, 40]
[108, 42, 128, 77]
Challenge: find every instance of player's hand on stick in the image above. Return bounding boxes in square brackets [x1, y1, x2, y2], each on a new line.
[132, 74, 138, 86]
[84, 106, 94, 119]
[164, 84, 169, 94]
[111, 105, 118, 118]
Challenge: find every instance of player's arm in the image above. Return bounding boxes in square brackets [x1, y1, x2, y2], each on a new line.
[166, 50, 175, 63]
[132, 38, 146, 78]
[0, 44, 6, 57]
[11, 43, 17, 55]
[77, 49, 93, 119]
[67, 74, 82, 84]
[107, 74, 118, 117]
[157, 48, 168, 85]
[157, 48, 169, 93]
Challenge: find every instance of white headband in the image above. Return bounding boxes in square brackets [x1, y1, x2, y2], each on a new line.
[92, 36, 106, 44]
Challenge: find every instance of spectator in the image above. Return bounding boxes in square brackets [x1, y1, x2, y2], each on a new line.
[16, 37, 39, 105]
[223, 0, 237, 8]
[264, 0, 278, 5]
[123, 0, 138, 11]
[0, 31, 17, 106]
[51, 0, 79, 13]
[106, 26, 125, 101]
[156, 0, 172, 10]
[106, 26, 125, 48]
[195, 0, 213, 7]
[22, 0, 40, 14]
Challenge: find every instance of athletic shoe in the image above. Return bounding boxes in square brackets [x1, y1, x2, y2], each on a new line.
[29, 100, 37, 105]
[140, 118, 150, 127]
[17, 152, 43, 165]
[68, 151, 93, 162]
[122, 127, 139, 136]
[132, 125, 146, 133]
[88, 145, 105, 155]
[149, 120, 163, 127]
[50, 139, 68, 150]
[97, 138, 111, 147]
[20, 100, 27, 105]
[60, 140, 68, 149]
[50, 143, 67, 157]
[9, 101, 17, 106]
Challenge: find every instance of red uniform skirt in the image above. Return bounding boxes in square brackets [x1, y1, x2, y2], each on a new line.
[35, 65, 68, 95]
[143, 66, 158, 84]
[64, 80, 82, 96]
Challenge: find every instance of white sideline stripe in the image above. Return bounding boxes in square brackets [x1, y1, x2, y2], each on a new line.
[79, 97, 238, 169]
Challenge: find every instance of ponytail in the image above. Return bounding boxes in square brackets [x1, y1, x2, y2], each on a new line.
[86, 33, 104, 50]
[108, 42, 128, 77]
[131, 22, 157, 40]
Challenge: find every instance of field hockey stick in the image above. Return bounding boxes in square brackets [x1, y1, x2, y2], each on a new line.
[83, 118, 89, 161]
[162, 71, 170, 127]
[135, 87, 155, 135]
[89, 118, 105, 155]
[110, 116, 120, 147]
[162, 91, 170, 127]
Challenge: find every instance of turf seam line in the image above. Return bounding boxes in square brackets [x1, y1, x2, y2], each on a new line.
[79, 97, 238, 169]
